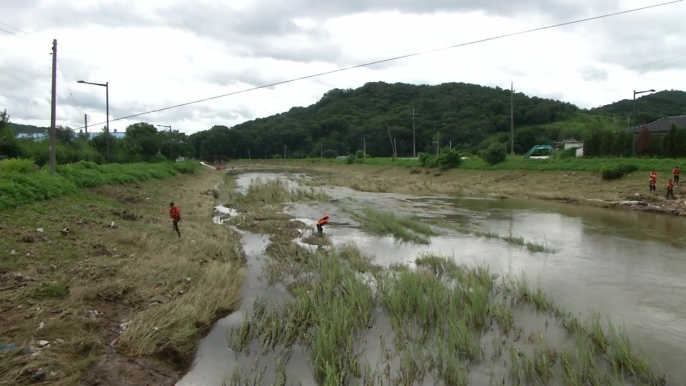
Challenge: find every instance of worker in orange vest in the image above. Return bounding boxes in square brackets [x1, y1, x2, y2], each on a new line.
[649, 176, 656, 195]
[316, 215, 330, 236]
[649, 171, 657, 195]
[666, 179, 675, 199]
[673, 166, 680, 185]
[169, 202, 181, 237]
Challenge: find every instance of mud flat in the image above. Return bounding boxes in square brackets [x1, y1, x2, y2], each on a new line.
[177, 171, 683, 386]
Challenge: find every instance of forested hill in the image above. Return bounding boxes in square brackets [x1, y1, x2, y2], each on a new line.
[590, 90, 686, 124]
[191, 81, 583, 159]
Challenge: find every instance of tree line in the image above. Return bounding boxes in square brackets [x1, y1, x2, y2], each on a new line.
[584, 122, 686, 158]
[0, 111, 193, 166]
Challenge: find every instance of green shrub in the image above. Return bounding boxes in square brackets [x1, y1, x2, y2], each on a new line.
[558, 147, 578, 159]
[479, 143, 507, 165]
[0, 158, 36, 173]
[435, 149, 462, 170]
[600, 163, 638, 180]
[345, 155, 355, 165]
[322, 149, 339, 159]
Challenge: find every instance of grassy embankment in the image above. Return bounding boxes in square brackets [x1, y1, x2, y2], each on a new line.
[0, 161, 246, 385]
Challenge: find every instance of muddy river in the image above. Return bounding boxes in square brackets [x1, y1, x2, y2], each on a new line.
[178, 172, 686, 385]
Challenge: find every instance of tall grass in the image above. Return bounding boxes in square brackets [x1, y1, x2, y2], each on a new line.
[349, 207, 437, 245]
[0, 160, 197, 210]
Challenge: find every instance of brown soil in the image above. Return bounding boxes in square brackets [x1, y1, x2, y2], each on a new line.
[0, 169, 242, 386]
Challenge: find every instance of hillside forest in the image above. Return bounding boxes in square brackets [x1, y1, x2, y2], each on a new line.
[2, 82, 686, 165]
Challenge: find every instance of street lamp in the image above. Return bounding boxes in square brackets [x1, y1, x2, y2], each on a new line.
[632, 89, 655, 157]
[156, 125, 172, 160]
[78, 80, 109, 162]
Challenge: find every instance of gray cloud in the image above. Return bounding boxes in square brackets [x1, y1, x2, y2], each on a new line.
[579, 65, 608, 82]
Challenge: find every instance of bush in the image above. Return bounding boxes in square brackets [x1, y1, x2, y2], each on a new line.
[322, 149, 339, 159]
[479, 143, 507, 165]
[600, 163, 638, 180]
[418, 150, 461, 170]
[0, 158, 36, 173]
[418, 152, 432, 167]
[558, 147, 578, 159]
[435, 149, 462, 170]
[345, 154, 355, 165]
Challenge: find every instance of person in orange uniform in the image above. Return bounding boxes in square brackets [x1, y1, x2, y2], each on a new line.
[169, 202, 181, 237]
[673, 166, 680, 185]
[666, 179, 675, 199]
[649, 176, 656, 195]
[649, 171, 657, 195]
[317, 215, 329, 236]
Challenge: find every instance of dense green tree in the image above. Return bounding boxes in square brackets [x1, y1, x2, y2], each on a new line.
[125, 122, 162, 161]
[0, 110, 21, 158]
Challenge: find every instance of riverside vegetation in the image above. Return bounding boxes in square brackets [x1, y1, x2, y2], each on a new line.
[0, 164, 249, 385]
[192, 173, 666, 385]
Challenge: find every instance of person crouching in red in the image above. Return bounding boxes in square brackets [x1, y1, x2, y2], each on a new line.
[317, 215, 329, 236]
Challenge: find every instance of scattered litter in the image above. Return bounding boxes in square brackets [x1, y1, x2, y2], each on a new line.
[11, 250, 16, 255]
[153, 326, 159, 331]
[38, 322, 45, 330]
[61, 227, 70, 235]
[0, 343, 16, 351]
[109, 221, 116, 228]
[36, 340, 50, 348]
[55, 339, 65, 344]
[185, 277, 192, 283]
[36, 228, 44, 233]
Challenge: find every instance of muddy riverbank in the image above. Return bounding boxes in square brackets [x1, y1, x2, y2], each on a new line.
[231, 161, 686, 217]
[177, 171, 685, 385]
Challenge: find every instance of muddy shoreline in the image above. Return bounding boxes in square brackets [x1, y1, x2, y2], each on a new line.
[231, 161, 686, 218]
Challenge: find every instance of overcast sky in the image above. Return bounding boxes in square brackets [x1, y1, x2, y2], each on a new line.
[0, 0, 684, 134]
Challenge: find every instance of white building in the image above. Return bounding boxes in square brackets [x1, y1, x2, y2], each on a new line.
[562, 139, 584, 157]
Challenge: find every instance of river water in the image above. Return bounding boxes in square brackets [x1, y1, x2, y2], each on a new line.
[178, 172, 686, 385]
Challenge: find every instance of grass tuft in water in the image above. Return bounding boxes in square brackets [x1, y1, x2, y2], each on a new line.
[349, 207, 436, 245]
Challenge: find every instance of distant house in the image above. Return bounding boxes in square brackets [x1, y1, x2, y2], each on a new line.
[15, 132, 48, 141]
[562, 138, 584, 157]
[16, 129, 126, 141]
[628, 115, 686, 134]
[77, 129, 126, 140]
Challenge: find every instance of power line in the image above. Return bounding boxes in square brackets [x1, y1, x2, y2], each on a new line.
[0, 26, 22, 37]
[582, 52, 686, 81]
[57, 60, 79, 107]
[75, 0, 683, 130]
[0, 20, 28, 35]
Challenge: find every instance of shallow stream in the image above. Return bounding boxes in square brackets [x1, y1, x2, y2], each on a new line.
[178, 172, 686, 385]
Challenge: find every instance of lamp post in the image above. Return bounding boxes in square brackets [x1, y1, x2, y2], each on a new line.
[156, 125, 172, 160]
[632, 89, 655, 157]
[78, 80, 109, 162]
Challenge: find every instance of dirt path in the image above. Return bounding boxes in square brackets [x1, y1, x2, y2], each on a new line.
[231, 161, 686, 217]
[0, 169, 245, 386]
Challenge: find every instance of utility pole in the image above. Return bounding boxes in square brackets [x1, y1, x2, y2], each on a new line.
[394, 138, 397, 158]
[49, 39, 57, 175]
[247, 148, 251, 159]
[510, 81, 514, 156]
[363, 137, 366, 158]
[284, 145, 287, 159]
[412, 107, 416, 158]
[320, 142, 323, 158]
[437, 131, 440, 155]
[84, 114, 88, 137]
[387, 126, 395, 159]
